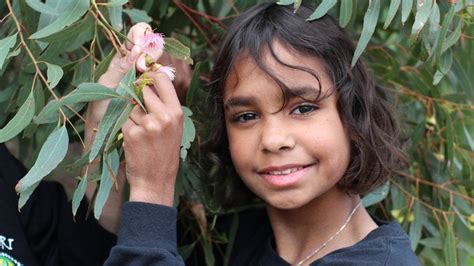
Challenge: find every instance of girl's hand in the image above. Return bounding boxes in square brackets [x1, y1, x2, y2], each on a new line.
[121, 72, 183, 206]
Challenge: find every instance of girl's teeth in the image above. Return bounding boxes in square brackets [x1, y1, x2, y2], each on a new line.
[269, 167, 301, 175]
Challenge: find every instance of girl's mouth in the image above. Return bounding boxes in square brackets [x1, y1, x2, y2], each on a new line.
[259, 164, 313, 187]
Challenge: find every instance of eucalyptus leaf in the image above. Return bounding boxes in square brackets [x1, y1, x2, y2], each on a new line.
[26, 0, 58, 15]
[108, 3, 123, 31]
[339, 0, 352, 27]
[0, 33, 18, 71]
[94, 149, 120, 219]
[164, 37, 193, 64]
[307, 0, 337, 21]
[362, 181, 390, 207]
[107, 0, 128, 7]
[181, 106, 196, 160]
[402, 0, 414, 24]
[72, 174, 88, 216]
[0, 90, 35, 143]
[410, 0, 433, 41]
[443, 223, 458, 266]
[123, 8, 152, 23]
[61, 83, 122, 105]
[276, 0, 295, 5]
[384, 0, 400, 29]
[17, 125, 69, 208]
[29, 0, 90, 39]
[89, 99, 128, 162]
[351, 0, 380, 67]
[409, 202, 422, 250]
[46, 63, 63, 89]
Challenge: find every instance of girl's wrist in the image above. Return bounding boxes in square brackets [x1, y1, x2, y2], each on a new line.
[129, 183, 175, 206]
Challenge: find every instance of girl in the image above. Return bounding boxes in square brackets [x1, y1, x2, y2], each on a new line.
[97, 3, 419, 265]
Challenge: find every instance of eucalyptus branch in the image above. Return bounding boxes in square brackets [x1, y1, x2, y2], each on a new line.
[5, 0, 67, 122]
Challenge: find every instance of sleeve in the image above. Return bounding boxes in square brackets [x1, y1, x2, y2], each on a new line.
[0, 144, 116, 266]
[105, 202, 185, 266]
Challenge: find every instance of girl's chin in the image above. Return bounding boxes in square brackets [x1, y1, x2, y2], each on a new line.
[264, 195, 312, 210]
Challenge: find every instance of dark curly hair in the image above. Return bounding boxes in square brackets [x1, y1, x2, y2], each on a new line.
[206, 2, 405, 197]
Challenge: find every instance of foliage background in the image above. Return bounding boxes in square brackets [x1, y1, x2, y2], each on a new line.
[0, 0, 473, 265]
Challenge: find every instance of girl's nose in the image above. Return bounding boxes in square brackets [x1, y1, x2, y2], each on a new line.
[259, 119, 295, 153]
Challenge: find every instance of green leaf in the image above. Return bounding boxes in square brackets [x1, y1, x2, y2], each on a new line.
[38, 14, 94, 43]
[186, 62, 201, 104]
[463, 126, 474, 151]
[384, 0, 400, 29]
[18, 182, 41, 211]
[439, 48, 453, 74]
[351, 0, 380, 67]
[443, 223, 458, 266]
[89, 99, 128, 162]
[339, 0, 353, 27]
[94, 149, 120, 219]
[29, 0, 90, 39]
[46, 63, 63, 89]
[276, 0, 295, 5]
[72, 174, 88, 216]
[410, 0, 433, 41]
[293, 0, 302, 11]
[118, 68, 144, 110]
[107, 0, 128, 7]
[0, 33, 18, 71]
[104, 102, 133, 151]
[164, 37, 193, 64]
[123, 8, 152, 23]
[62, 83, 122, 105]
[434, 4, 456, 61]
[362, 181, 390, 207]
[441, 19, 462, 54]
[402, 0, 413, 24]
[180, 106, 196, 160]
[0, 90, 35, 143]
[307, 0, 338, 21]
[26, 0, 58, 15]
[108, 3, 123, 31]
[17, 125, 69, 208]
[34, 102, 86, 124]
[432, 69, 445, 85]
[409, 201, 422, 250]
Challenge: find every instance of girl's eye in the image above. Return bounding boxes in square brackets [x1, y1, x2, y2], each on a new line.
[291, 104, 318, 115]
[234, 112, 259, 122]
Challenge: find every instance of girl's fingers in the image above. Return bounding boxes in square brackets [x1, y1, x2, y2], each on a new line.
[129, 105, 147, 125]
[147, 72, 181, 108]
[142, 86, 165, 115]
[125, 23, 152, 51]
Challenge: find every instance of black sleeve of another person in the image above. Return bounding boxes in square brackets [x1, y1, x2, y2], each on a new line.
[0, 144, 116, 266]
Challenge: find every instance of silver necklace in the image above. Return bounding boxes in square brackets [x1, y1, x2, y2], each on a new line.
[295, 201, 362, 266]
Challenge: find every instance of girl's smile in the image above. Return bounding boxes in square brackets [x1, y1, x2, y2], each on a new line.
[258, 163, 314, 187]
[223, 41, 351, 210]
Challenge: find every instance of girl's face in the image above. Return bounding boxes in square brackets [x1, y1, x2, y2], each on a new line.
[223, 42, 351, 210]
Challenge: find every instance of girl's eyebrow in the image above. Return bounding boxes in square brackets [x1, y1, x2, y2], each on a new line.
[224, 96, 257, 109]
[289, 86, 321, 99]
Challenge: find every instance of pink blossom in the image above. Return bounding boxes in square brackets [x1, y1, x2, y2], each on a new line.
[136, 32, 165, 61]
[157, 65, 176, 81]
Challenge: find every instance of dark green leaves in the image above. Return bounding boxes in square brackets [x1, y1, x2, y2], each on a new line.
[0, 90, 35, 143]
[29, 0, 90, 39]
[17, 125, 69, 209]
[164, 37, 193, 64]
[339, 0, 353, 27]
[0, 33, 18, 70]
[351, 0, 380, 67]
[307, 0, 338, 21]
[181, 107, 196, 160]
[94, 149, 120, 219]
[384, 0, 401, 29]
